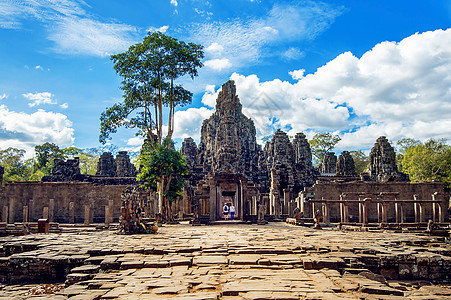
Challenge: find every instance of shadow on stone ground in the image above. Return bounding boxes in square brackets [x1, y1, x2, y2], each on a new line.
[0, 223, 450, 299]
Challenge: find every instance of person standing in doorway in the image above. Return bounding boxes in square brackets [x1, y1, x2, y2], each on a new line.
[223, 203, 229, 220]
[230, 204, 235, 221]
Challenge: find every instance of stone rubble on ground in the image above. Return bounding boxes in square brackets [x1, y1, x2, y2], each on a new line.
[0, 223, 450, 299]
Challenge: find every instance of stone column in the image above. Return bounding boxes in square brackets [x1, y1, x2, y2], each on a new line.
[283, 189, 290, 215]
[377, 203, 382, 223]
[43, 206, 49, 219]
[322, 202, 330, 225]
[105, 206, 111, 225]
[49, 199, 55, 222]
[84, 205, 90, 225]
[8, 197, 14, 224]
[109, 200, 114, 222]
[29, 200, 34, 222]
[23, 206, 28, 223]
[381, 203, 388, 223]
[395, 202, 401, 223]
[209, 180, 216, 222]
[432, 193, 445, 223]
[362, 202, 368, 225]
[358, 198, 363, 223]
[2, 206, 8, 223]
[69, 202, 75, 223]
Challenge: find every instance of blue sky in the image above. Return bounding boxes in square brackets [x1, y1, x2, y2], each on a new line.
[0, 0, 450, 157]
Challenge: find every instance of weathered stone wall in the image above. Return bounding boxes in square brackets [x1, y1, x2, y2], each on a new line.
[1, 182, 129, 223]
[313, 181, 447, 222]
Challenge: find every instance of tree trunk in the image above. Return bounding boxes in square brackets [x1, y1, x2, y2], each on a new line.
[157, 180, 164, 215]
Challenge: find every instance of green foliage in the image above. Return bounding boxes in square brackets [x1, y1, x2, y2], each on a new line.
[34, 142, 65, 174]
[100, 31, 204, 145]
[78, 152, 99, 175]
[400, 138, 451, 189]
[137, 139, 188, 201]
[0, 147, 31, 182]
[308, 133, 341, 165]
[349, 150, 369, 174]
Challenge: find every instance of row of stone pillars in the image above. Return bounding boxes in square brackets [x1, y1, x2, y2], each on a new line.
[311, 194, 445, 225]
[1, 200, 115, 224]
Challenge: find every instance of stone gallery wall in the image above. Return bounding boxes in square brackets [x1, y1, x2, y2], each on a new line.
[1, 181, 128, 223]
[313, 181, 447, 223]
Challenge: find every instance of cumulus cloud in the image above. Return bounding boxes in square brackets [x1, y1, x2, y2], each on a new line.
[289, 69, 305, 80]
[173, 107, 214, 140]
[0, 93, 7, 100]
[194, 29, 451, 150]
[60, 102, 69, 109]
[23, 92, 57, 107]
[205, 42, 224, 54]
[204, 58, 232, 71]
[170, 0, 178, 7]
[0, 105, 74, 158]
[147, 25, 169, 33]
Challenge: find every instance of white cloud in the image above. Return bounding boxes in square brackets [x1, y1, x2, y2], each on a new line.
[190, 1, 344, 69]
[0, 0, 139, 57]
[204, 58, 232, 71]
[201, 84, 219, 107]
[289, 69, 305, 80]
[173, 107, 214, 141]
[205, 42, 224, 54]
[147, 25, 169, 33]
[49, 17, 138, 57]
[0, 105, 74, 158]
[282, 47, 304, 60]
[170, 0, 178, 7]
[193, 29, 451, 150]
[126, 137, 144, 146]
[35, 65, 43, 71]
[0, 93, 7, 100]
[23, 92, 57, 107]
[60, 102, 69, 109]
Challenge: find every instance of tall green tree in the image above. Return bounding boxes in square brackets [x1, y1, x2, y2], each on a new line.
[34, 142, 65, 174]
[100, 31, 204, 145]
[308, 133, 341, 166]
[401, 138, 451, 189]
[0, 147, 31, 182]
[101, 32, 203, 217]
[137, 138, 188, 221]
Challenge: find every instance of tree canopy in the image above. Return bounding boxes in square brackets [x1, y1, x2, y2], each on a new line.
[137, 138, 188, 220]
[308, 133, 341, 166]
[100, 31, 204, 146]
[102, 32, 204, 220]
[398, 138, 451, 190]
[349, 150, 369, 174]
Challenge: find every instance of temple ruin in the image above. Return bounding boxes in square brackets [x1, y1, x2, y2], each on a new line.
[0, 80, 448, 228]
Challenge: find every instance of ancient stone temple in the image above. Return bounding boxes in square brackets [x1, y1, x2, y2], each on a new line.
[336, 151, 357, 176]
[116, 151, 137, 177]
[369, 136, 409, 182]
[321, 152, 337, 174]
[197, 80, 260, 181]
[96, 152, 117, 177]
[181, 80, 316, 222]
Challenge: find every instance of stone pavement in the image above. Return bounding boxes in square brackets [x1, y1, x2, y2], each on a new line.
[0, 223, 450, 299]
